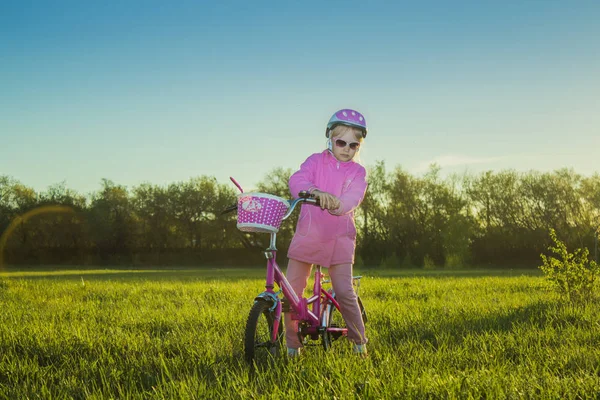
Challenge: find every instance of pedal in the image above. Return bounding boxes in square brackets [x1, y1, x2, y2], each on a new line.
[327, 324, 344, 340]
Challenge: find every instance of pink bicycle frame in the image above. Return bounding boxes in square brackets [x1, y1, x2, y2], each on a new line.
[248, 194, 345, 344]
[262, 250, 342, 343]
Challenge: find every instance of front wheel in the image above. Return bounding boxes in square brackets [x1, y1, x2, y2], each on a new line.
[244, 300, 284, 364]
[322, 295, 367, 351]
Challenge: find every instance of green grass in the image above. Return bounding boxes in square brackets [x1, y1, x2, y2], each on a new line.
[0, 266, 599, 399]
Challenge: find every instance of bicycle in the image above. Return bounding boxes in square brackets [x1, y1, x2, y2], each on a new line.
[223, 179, 367, 364]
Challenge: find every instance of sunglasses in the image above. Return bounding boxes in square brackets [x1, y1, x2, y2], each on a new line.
[335, 139, 361, 150]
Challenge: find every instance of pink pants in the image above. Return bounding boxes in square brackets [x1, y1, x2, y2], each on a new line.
[284, 259, 367, 349]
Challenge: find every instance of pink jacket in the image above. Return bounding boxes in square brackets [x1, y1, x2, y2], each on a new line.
[287, 150, 368, 267]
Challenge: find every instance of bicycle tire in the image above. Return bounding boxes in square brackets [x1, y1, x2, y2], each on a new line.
[322, 295, 367, 351]
[244, 299, 284, 364]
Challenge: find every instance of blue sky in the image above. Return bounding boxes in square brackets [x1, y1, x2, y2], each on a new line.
[1, 1, 599, 195]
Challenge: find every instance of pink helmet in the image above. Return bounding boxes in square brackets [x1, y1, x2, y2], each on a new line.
[325, 109, 367, 138]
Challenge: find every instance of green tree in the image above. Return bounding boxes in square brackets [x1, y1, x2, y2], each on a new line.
[132, 183, 174, 251]
[88, 179, 135, 263]
[357, 161, 390, 265]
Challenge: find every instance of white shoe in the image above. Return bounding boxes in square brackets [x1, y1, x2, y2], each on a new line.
[353, 344, 368, 357]
[287, 347, 303, 358]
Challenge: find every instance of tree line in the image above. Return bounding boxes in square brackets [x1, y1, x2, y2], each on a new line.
[1, 164, 599, 268]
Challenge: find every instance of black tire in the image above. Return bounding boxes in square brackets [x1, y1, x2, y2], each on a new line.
[322, 295, 367, 350]
[244, 300, 284, 364]
[358, 296, 368, 324]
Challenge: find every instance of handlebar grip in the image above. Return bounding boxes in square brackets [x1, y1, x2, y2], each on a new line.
[298, 191, 320, 206]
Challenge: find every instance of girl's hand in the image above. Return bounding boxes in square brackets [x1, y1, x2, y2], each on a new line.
[312, 190, 341, 211]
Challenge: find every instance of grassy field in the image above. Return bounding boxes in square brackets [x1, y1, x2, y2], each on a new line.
[0, 266, 599, 399]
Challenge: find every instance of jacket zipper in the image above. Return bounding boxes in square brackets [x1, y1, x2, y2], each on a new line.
[337, 161, 340, 170]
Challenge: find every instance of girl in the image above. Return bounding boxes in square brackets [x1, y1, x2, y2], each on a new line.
[285, 108, 369, 357]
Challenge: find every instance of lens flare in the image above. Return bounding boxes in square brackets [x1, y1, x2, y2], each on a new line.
[0, 205, 76, 269]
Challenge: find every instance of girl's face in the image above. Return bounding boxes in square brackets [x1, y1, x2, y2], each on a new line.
[331, 129, 361, 162]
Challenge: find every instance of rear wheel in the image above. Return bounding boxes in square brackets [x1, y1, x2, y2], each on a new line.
[322, 295, 367, 350]
[244, 300, 284, 364]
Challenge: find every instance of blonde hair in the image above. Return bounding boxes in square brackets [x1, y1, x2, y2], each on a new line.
[328, 125, 364, 163]
[330, 125, 365, 142]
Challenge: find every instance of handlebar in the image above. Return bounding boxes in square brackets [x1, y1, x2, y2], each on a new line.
[221, 191, 320, 217]
[220, 203, 238, 215]
[281, 191, 319, 220]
